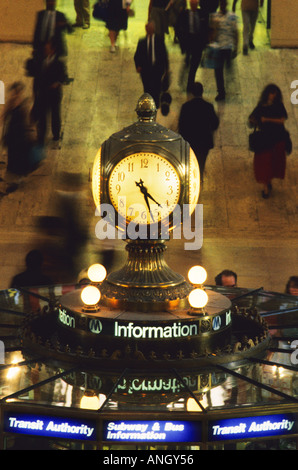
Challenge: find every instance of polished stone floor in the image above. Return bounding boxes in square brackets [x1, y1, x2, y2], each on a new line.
[0, 1, 297, 293]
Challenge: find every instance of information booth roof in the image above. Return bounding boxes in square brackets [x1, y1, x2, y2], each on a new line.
[0, 284, 298, 449]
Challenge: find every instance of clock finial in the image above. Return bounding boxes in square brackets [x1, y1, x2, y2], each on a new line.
[135, 93, 157, 122]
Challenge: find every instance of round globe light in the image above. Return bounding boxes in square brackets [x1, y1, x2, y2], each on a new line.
[87, 263, 107, 283]
[80, 392, 106, 410]
[188, 288, 208, 309]
[188, 266, 207, 285]
[81, 285, 101, 306]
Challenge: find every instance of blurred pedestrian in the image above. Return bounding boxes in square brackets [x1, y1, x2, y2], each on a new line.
[53, 171, 89, 273]
[232, 0, 263, 55]
[249, 84, 290, 198]
[148, 0, 173, 37]
[176, 0, 209, 93]
[1, 82, 37, 181]
[33, 0, 72, 64]
[178, 82, 219, 180]
[168, 0, 186, 43]
[134, 22, 169, 108]
[73, 0, 91, 29]
[209, 0, 238, 101]
[34, 39, 66, 145]
[10, 250, 52, 288]
[156, 92, 179, 132]
[106, 0, 133, 52]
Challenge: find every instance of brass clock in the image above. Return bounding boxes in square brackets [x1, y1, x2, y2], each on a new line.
[91, 93, 201, 306]
[92, 93, 200, 239]
[108, 151, 181, 226]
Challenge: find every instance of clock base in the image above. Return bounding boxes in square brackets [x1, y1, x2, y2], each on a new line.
[102, 240, 192, 312]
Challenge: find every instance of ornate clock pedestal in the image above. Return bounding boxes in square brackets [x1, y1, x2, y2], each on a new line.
[101, 240, 191, 312]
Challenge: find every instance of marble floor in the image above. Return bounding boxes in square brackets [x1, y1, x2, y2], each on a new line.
[0, 1, 297, 293]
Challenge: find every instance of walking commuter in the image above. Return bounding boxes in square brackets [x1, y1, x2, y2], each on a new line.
[134, 22, 169, 108]
[232, 0, 263, 55]
[178, 82, 219, 181]
[73, 0, 91, 29]
[249, 84, 290, 199]
[209, 0, 238, 101]
[34, 39, 66, 145]
[176, 0, 209, 93]
[106, 0, 133, 52]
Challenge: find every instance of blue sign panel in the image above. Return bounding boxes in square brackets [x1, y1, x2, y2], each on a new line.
[103, 420, 201, 443]
[4, 413, 96, 441]
[208, 414, 298, 441]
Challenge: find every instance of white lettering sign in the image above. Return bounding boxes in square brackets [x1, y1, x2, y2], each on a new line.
[7, 416, 94, 438]
[212, 418, 295, 437]
[114, 321, 198, 339]
[58, 308, 75, 328]
[116, 376, 197, 395]
[212, 316, 221, 331]
[95, 204, 203, 250]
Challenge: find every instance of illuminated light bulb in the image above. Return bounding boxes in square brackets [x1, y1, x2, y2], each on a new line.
[81, 285, 101, 306]
[6, 358, 20, 380]
[80, 392, 106, 410]
[188, 288, 208, 309]
[186, 396, 207, 412]
[186, 397, 202, 412]
[87, 263, 107, 283]
[188, 266, 207, 285]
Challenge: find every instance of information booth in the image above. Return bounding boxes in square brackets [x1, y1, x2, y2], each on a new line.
[0, 284, 298, 451]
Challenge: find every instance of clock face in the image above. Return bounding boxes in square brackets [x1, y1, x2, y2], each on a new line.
[108, 152, 181, 225]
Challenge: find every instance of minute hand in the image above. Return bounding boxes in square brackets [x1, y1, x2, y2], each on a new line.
[135, 179, 161, 206]
[135, 179, 161, 221]
[144, 193, 155, 221]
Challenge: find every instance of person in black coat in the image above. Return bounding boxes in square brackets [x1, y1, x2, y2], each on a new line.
[134, 22, 169, 108]
[176, 0, 209, 92]
[33, 0, 72, 62]
[179, 82, 219, 180]
[34, 38, 66, 145]
[10, 250, 52, 288]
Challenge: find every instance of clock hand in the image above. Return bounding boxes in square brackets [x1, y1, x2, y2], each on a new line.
[144, 193, 155, 222]
[135, 179, 155, 221]
[146, 192, 162, 207]
[135, 179, 162, 207]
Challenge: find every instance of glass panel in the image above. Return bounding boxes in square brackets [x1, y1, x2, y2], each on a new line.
[97, 369, 204, 413]
[1, 286, 298, 414]
[206, 362, 298, 411]
[4, 435, 98, 450]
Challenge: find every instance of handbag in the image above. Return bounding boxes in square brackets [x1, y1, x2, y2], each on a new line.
[93, 0, 109, 22]
[201, 45, 221, 69]
[284, 130, 292, 155]
[28, 144, 46, 170]
[249, 128, 267, 153]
